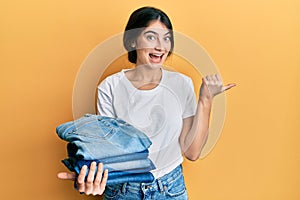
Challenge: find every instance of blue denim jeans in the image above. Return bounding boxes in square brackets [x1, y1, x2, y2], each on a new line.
[75, 159, 155, 174]
[56, 114, 156, 186]
[62, 148, 154, 173]
[103, 165, 188, 200]
[73, 171, 155, 186]
[56, 114, 152, 160]
[62, 157, 155, 186]
[106, 171, 155, 186]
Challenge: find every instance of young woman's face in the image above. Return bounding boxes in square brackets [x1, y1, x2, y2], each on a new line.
[135, 20, 172, 67]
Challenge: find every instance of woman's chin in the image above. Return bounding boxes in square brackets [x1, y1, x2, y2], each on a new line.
[136, 62, 163, 68]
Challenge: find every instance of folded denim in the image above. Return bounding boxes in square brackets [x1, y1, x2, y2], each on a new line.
[73, 158, 155, 174]
[91, 150, 149, 163]
[106, 172, 155, 185]
[74, 171, 155, 187]
[56, 114, 152, 159]
[57, 114, 156, 186]
[68, 158, 155, 187]
[66, 143, 150, 162]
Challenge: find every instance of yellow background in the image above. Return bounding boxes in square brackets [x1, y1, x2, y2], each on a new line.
[1, 0, 299, 199]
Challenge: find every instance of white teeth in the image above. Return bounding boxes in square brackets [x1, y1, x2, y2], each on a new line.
[151, 53, 163, 57]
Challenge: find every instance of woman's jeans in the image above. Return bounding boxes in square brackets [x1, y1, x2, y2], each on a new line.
[104, 165, 188, 200]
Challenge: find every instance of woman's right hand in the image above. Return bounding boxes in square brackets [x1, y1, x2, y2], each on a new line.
[57, 162, 108, 195]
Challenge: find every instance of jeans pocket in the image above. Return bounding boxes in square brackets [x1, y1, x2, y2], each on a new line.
[104, 185, 122, 199]
[164, 174, 187, 198]
[76, 119, 115, 139]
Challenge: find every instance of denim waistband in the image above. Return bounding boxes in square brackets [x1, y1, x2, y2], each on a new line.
[118, 164, 183, 193]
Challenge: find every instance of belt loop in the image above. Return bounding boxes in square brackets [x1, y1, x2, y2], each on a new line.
[157, 178, 164, 193]
[122, 182, 127, 194]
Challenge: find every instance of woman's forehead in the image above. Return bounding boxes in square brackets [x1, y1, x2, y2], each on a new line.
[143, 20, 171, 35]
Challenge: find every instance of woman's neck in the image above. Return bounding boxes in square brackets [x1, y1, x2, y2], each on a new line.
[125, 65, 163, 90]
[130, 64, 162, 82]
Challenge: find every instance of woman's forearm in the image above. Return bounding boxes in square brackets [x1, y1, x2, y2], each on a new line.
[182, 97, 212, 161]
[181, 74, 235, 161]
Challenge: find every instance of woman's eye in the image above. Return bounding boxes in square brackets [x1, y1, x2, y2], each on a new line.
[147, 35, 156, 41]
[164, 36, 171, 42]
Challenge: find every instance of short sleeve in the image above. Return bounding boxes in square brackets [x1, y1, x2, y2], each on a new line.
[97, 78, 116, 117]
[182, 78, 197, 119]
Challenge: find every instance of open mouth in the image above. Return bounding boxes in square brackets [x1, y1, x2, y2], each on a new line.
[149, 53, 164, 63]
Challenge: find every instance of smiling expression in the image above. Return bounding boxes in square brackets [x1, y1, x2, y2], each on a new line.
[135, 20, 172, 67]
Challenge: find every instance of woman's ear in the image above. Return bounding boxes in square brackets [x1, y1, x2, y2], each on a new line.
[131, 41, 136, 48]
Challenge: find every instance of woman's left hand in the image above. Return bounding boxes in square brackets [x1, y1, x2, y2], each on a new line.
[199, 74, 236, 100]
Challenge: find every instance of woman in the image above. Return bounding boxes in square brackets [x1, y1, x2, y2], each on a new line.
[58, 6, 235, 199]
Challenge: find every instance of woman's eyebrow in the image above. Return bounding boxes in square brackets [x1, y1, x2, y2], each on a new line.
[144, 30, 171, 36]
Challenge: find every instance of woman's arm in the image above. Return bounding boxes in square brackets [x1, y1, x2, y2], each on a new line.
[180, 74, 235, 161]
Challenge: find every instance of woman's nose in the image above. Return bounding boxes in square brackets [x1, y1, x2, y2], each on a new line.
[154, 38, 164, 51]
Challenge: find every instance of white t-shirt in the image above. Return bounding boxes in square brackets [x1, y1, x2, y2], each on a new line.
[97, 68, 197, 178]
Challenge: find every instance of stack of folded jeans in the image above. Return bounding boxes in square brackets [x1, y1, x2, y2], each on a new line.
[56, 114, 155, 185]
